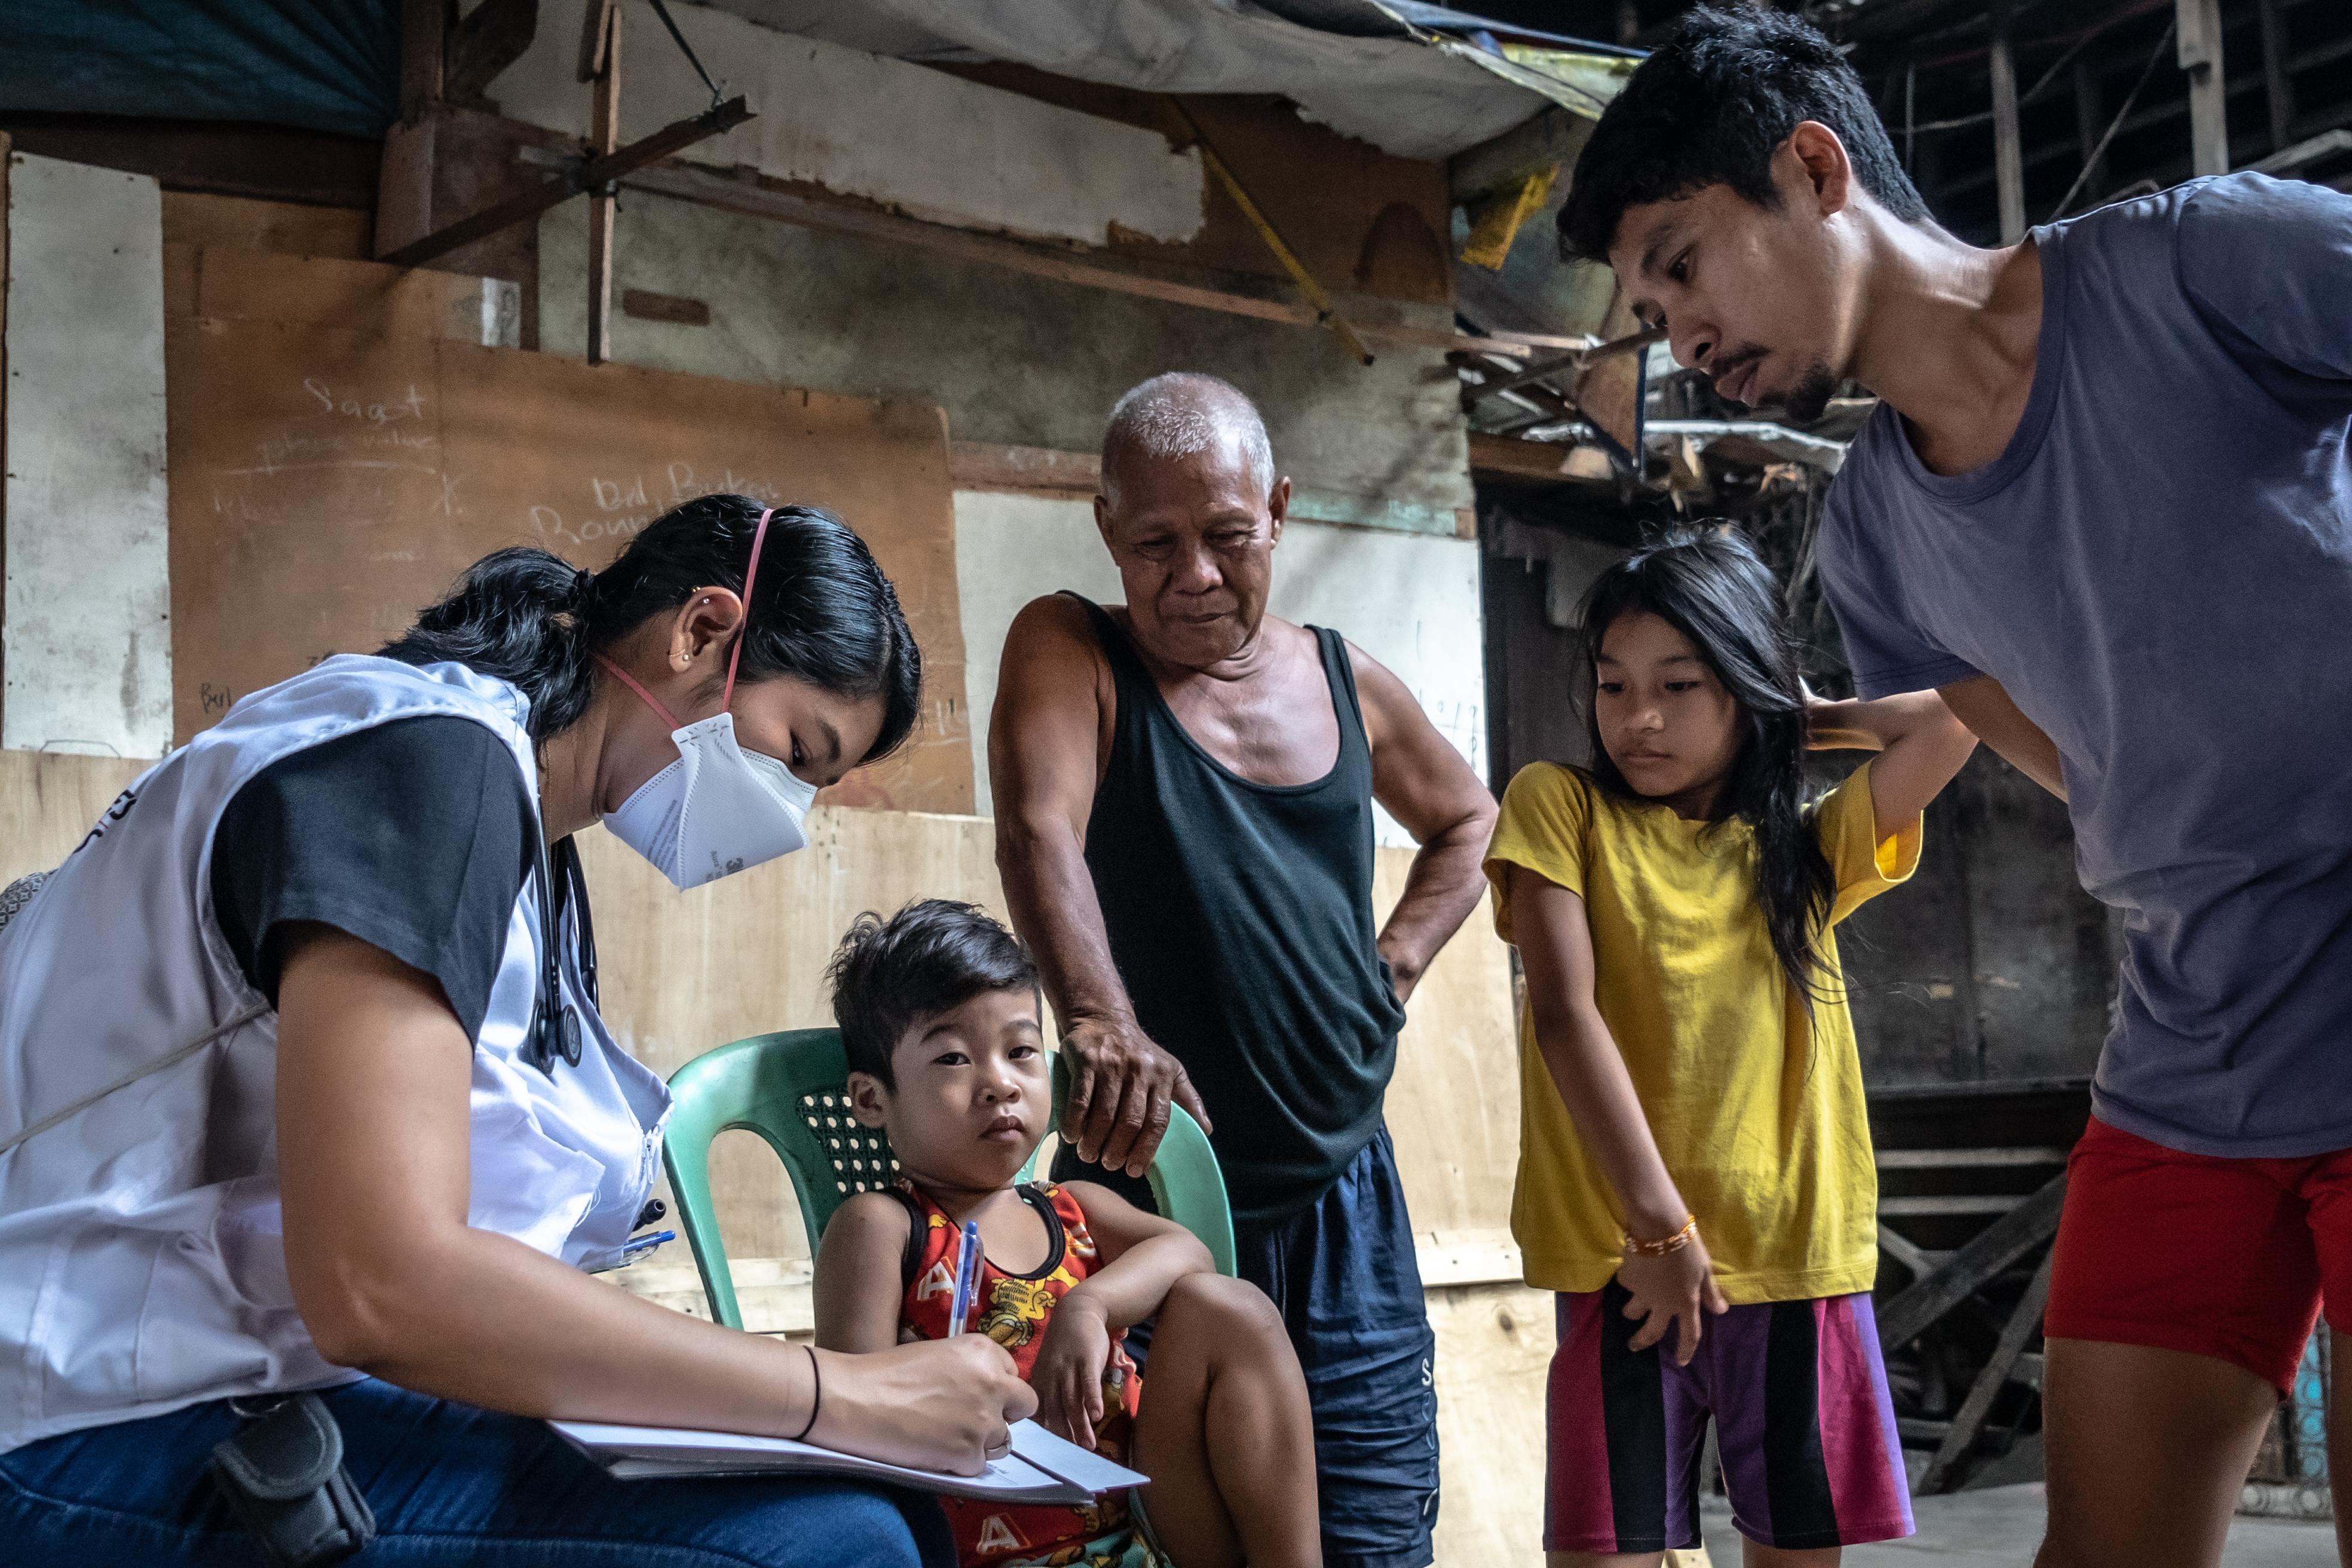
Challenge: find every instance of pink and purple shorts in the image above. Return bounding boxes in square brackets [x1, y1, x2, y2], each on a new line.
[1546, 1284, 1915, 1554]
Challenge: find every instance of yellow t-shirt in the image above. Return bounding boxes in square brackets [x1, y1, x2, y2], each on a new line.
[1484, 760, 1920, 1303]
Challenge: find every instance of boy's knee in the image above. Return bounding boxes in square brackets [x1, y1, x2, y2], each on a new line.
[1162, 1271, 1285, 1341]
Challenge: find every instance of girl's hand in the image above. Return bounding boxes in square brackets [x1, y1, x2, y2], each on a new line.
[806, 1334, 1037, 1475]
[1617, 1236, 1729, 1366]
[1028, 1294, 1112, 1452]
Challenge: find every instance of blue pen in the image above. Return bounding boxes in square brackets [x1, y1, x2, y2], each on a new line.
[947, 1220, 981, 1336]
[623, 1229, 676, 1254]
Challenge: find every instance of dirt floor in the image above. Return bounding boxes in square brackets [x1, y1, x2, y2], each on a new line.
[1698, 1487, 2335, 1565]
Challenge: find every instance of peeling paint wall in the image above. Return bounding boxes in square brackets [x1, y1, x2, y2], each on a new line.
[538, 189, 1475, 532]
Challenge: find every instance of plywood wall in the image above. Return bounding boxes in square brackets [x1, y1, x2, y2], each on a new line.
[163, 246, 973, 811]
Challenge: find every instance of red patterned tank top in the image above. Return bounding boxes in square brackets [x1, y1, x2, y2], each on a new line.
[894, 1180, 1143, 1564]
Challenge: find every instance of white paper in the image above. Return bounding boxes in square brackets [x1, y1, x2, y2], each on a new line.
[551, 1417, 1145, 1503]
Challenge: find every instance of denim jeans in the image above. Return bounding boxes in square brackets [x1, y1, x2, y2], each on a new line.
[0, 1377, 955, 1567]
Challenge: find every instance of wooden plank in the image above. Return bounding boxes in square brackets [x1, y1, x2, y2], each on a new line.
[584, 1, 620, 367]
[2072, 59, 2109, 203]
[1876, 1226, 1944, 1281]
[593, 157, 1591, 362]
[163, 254, 973, 810]
[161, 192, 372, 261]
[164, 244, 515, 345]
[1877, 1146, 2069, 1168]
[1990, 7, 2026, 246]
[1918, 1247, 2055, 1493]
[2177, 0, 2231, 177]
[1881, 1195, 2041, 1217]
[1878, 1172, 2067, 1350]
[2258, 0, 2296, 154]
[1416, 1227, 1524, 1288]
[1426, 1282, 1555, 1568]
[948, 442, 1100, 497]
[0, 751, 152, 883]
[1, 134, 8, 740]
[399, 0, 447, 124]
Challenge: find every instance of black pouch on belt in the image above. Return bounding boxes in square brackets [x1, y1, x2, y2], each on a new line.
[208, 1393, 378, 1566]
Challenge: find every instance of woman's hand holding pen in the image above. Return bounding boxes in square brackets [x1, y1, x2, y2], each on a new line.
[805, 1336, 1036, 1476]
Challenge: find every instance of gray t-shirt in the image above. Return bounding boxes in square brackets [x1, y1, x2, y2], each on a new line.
[1819, 172, 2352, 1158]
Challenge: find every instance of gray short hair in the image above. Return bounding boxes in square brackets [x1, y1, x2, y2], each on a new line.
[1100, 373, 1276, 509]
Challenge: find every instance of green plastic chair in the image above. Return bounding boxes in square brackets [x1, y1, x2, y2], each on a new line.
[662, 1026, 1237, 1330]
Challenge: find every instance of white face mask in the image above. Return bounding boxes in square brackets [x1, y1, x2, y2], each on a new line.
[595, 507, 819, 889]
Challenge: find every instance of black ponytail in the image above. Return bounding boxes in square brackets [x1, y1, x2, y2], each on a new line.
[1576, 526, 1838, 1015]
[380, 495, 923, 754]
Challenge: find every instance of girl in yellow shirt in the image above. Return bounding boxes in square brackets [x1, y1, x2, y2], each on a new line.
[1484, 529, 1975, 1566]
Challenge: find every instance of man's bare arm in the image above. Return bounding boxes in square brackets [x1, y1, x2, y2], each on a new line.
[1350, 643, 1499, 1002]
[990, 595, 1209, 1176]
[1937, 673, 2066, 800]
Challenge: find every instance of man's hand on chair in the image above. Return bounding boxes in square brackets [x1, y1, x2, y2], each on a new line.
[1058, 1015, 1211, 1178]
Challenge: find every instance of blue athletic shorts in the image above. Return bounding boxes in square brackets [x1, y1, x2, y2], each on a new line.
[1061, 1123, 1440, 1568]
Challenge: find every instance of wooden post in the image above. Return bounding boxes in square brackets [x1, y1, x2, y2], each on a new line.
[398, 0, 447, 124]
[1918, 1248, 2056, 1493]
[2258, 0, 2295, 154]
[583, 0, 621, 365]
[2071, 59, 2107, 208]
[2176, 0, 2230, 176]
[1990, 5, 2026, 246]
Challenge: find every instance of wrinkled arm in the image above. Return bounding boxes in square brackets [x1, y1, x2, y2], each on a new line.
[275, 926, 1033, 1471]
[1352, 644, 1499, 1003]
[989, 598, 1209, 1174]
[1937, 674, 2065, 801]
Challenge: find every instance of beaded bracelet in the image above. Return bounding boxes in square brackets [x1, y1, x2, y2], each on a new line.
[1624, 1215, 1699, 1258]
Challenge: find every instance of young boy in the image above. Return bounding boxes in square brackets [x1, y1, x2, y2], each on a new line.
[814, 899, 1322, 1568]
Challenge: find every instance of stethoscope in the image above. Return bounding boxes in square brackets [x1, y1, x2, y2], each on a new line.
[523, 834, 599, 1077]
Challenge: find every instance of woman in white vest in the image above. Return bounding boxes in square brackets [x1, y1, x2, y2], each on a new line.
[0, 495, 1033, 1566]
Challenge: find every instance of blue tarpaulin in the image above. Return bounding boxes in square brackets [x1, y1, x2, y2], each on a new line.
[0, 1, 400, 139]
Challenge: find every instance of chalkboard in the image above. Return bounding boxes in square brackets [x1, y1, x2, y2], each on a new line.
[165, 284, 972, 812]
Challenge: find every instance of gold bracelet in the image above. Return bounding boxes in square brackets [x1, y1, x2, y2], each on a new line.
[1624, 1215, 1698, 1258]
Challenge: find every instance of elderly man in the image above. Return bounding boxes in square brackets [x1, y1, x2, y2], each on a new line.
[990, 373, 1496, 1568]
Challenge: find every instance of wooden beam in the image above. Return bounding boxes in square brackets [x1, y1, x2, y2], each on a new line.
[1450, 108, 1590, 205]
[1469, 433, 1575, 483]
[445, 0, 540, 105]
[398, 0, 447, 125]
[379, 96, 750, 271]
[1990, 5, 2026, 246]
[2072, 58, 2108, 206]
[1918, 1248, 2055, 1493]
[1878, 1172, 2066, 1351]
[585, 1, 621, 366]
[948, 442, 1100, 497]
[578, 155, 1592, 362]
[2177, 0, 2231, 176]
[2258, 0, 2296, 154]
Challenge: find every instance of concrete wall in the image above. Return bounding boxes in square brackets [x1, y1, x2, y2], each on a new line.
[537, 188, 1474, 533]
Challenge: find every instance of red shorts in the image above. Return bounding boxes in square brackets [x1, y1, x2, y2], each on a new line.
[2046, 1115, 2352, 1392]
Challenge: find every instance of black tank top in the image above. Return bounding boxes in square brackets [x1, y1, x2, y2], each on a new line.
[1050, 595, 1408, 1228]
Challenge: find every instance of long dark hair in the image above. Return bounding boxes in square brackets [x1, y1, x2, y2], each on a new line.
[1577, 527, 1836, 1010]
[380, 495, 923, 753]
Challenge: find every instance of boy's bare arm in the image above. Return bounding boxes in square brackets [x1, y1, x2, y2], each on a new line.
[1936, 674, 2065, 800]
[813, 1192, 915, 1354]
[1054, 1180, 1214, 1333]
[1031, 1180, 1215, 1449]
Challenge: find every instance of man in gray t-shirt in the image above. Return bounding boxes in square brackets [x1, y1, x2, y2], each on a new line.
[1559, 9, 2352, 1566]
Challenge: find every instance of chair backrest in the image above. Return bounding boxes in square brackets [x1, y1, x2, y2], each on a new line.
[662, 1027, 1236, 1330]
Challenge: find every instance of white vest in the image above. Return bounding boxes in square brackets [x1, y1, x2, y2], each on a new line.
[0, 656, 670, 1452]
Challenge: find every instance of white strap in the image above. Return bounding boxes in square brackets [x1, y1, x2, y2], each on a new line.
[0, 1003, 270, 1160]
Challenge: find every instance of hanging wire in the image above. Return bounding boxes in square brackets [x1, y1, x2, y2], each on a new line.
[643, 0, 727, 108]
[2048, 19, 2176, 222]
